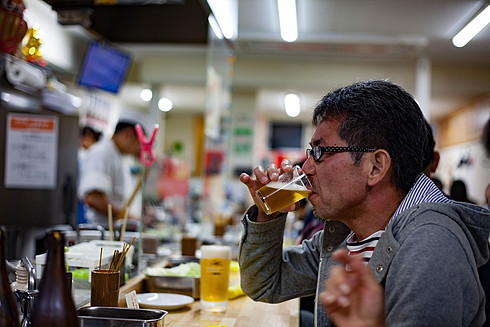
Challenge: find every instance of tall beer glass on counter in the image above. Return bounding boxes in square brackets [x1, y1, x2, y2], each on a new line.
[256, 165, 312, 215]
[200, 245, 231, 312]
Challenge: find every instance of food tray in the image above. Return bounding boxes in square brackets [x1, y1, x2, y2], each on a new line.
[78, 306, 167, 327]
[145, 275, 200, 299]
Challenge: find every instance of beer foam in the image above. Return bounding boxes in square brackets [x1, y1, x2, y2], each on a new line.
[266, 181, 309, 191]
[200, 245, 231, 259]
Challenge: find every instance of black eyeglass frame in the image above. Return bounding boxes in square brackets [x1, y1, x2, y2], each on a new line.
[306, 146, 377, 162]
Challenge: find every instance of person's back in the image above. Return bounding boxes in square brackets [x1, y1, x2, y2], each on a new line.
[77, 126, 102, 224]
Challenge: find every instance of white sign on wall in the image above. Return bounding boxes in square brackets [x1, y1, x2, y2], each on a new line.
[4, 113, 59, 189]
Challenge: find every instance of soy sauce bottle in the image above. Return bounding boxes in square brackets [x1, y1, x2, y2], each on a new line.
[0, 227, 20, 327]
[31, 231, 78, 327]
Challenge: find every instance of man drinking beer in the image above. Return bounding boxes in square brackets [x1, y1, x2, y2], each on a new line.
[238, 80, 490, 327]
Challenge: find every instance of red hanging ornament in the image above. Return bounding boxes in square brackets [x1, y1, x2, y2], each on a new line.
[0, 0, 28, 55]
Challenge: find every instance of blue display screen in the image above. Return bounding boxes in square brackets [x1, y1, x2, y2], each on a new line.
[78, 42, 131, 94]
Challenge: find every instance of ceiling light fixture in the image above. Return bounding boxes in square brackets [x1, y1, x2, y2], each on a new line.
[206, 0, 237, 40]
[277, 0, 298, 42]
[140, 88, 152, 102]
[452, 3, 490, 47]
[208, 14, 224, 40]
[284, 93, 300, 117]
[158, 97, 173, 112]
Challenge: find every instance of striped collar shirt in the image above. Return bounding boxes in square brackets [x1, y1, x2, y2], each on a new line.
[346, 174, 452, 262]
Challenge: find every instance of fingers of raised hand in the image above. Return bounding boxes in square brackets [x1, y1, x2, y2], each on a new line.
[280, 159, 293, 172]
[321, 265, 352, 311]
[266, 164, 280, 181]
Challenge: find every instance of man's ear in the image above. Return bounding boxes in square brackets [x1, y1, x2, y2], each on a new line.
[430, 151, 440, 173]
[367, 149, 391, 186]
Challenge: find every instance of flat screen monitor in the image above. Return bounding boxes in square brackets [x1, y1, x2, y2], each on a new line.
[78, 42, 131, 94]
[270, 122, 304, 149]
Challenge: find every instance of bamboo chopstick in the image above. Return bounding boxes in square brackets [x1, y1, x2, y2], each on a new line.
[107, 203, 113, 241]
[98, 247, 103, 270]
[119, 207, 129, 242]
[117, 170, 145, 242]
[120, 172, 144, 218]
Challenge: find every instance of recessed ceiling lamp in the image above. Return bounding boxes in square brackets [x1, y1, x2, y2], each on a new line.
[284, 93, 300, 117]
[277, 0, 298, 42]
[452, 2, 490, 47]
[140, 88, 152, 102]
[158, 97, 173, 112]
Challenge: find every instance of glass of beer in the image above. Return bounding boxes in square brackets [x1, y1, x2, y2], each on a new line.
[200, 245, 231, 312]
[255, 165, 312, 215]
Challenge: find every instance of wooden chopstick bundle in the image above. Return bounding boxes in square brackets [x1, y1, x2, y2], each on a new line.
[107, 237, 136, 272]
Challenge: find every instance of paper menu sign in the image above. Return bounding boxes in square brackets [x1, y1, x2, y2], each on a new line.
[4, 113, 58, 189]
[125, 290, 139, 309]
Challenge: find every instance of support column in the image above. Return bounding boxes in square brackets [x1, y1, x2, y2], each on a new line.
[415, 56, 432, 121]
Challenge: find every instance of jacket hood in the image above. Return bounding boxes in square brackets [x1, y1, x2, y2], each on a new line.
[393, 201, 490, 267]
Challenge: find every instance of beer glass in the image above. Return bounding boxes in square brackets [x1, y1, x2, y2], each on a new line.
[200, 245, 231, 312]
[256, 165, 312, 215]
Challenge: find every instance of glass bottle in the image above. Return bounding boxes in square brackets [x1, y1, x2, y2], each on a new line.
[0, 227, 20, 327]
[31, 231, 78, 327]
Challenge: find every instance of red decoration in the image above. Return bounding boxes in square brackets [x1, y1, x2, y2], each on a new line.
[0, 0, 28, 55]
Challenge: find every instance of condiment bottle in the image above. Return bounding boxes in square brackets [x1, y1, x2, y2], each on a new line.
[0, 227, 20, 327]
[31, 231, 78, 327]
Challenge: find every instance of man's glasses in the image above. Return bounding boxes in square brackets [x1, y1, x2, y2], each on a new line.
[306, 146, 376, 162]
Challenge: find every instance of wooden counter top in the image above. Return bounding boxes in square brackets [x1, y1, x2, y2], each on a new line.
[162, 296, 299, 327]
[115, 257, 299, 327]
[117, 269, 299, 327]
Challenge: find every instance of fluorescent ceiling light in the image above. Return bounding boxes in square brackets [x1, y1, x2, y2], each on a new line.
[158, 97, 173, 112]
[207, 0, 237, 39]
[452, 3, 490, 48]
[140, 88, 152, 102]
[277, 0, 298, 42]
[208, 14, 224, 40]
[284, 93, 300, 117]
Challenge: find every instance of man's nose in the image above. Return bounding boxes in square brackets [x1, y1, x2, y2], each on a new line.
[302, 156, 315, 175]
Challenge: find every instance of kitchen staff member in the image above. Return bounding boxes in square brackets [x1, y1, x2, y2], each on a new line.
[78, 110, 147, 228]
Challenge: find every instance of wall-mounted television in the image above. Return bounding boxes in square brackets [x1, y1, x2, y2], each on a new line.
[270, 122, 304, 149]
[77, 41, 132, 94]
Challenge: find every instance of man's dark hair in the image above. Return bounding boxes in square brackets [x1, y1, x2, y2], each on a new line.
[80, 126, 102, 141]
[312, 80, 427, 193]
[115, 121, 146, 136]
[114, 122, 137, 134]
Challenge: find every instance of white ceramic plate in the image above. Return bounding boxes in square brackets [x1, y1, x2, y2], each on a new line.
[136, 293, 194, 310]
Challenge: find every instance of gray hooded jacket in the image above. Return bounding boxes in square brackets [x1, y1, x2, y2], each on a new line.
[239, 201, 490, 326]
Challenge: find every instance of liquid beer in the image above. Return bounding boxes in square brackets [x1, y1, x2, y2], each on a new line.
[200, 245, 231, 312]
[256, 182, 312, 215]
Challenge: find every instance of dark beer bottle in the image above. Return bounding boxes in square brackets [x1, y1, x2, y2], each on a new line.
[31, 231, 78, 327]
[0, 227, 20, 327]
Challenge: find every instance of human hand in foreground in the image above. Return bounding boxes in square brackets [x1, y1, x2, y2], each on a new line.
[320, 250, 386, 327]
[239, 160, 295, 222]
